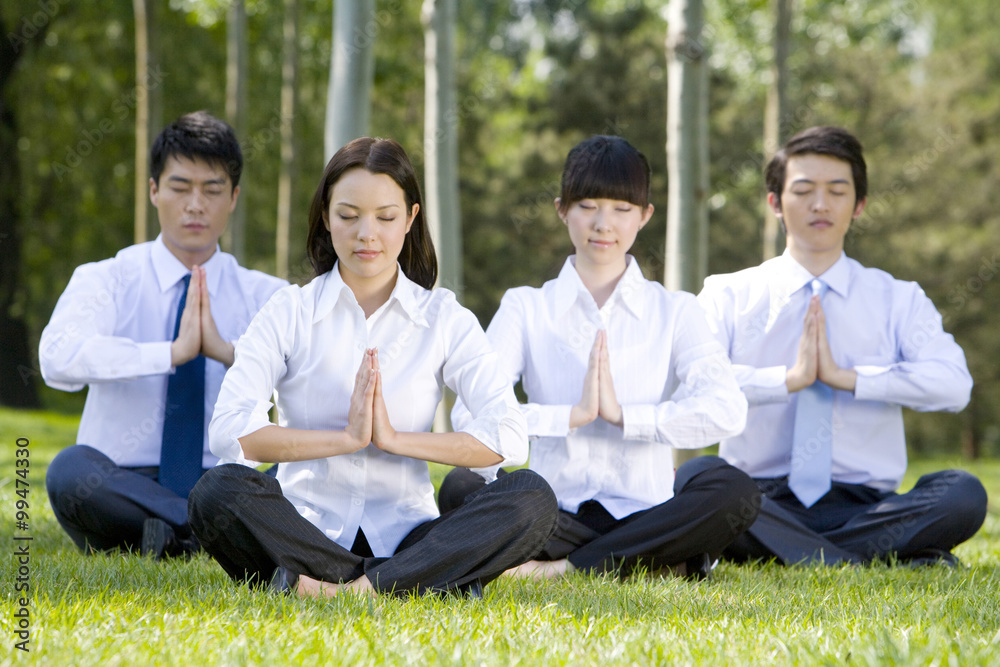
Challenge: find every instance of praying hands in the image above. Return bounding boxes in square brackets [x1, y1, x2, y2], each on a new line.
[785, 295, 857, 394]
[170, 265, 235, 367]
[570, 330, 624, 429]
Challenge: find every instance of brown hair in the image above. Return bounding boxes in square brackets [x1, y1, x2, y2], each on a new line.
[305, 138, 437, 289]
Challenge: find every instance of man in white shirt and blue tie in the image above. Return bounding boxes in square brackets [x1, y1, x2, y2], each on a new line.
[698, 126, 987, 566]
[41, 112, 287, 559]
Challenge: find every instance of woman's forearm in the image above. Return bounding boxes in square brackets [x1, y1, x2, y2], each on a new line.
[238, 424, 367, 463]
[377, 430, 503, 468]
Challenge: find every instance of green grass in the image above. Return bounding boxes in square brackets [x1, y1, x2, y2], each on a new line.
[2, 407, 999, 666]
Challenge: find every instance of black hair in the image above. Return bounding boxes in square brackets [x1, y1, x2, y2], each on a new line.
[558, 135, 652, 215]
[150, 111, 242, 190]
[765, 126, 867, 207]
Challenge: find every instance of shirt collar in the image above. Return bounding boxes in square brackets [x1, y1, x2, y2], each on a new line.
[552, 254, 646, 319]
[613, 256, 647, 318]
[313, 262, 430, 327]
[774, 250, 851, 299]
[151, 234, 224, 296]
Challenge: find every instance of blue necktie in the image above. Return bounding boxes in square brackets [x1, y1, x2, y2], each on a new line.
[789, 279, 833, 508]
[160, 274, 205, 498]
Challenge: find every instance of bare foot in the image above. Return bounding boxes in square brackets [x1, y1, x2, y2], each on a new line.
[503, 558, 574, 580]
[295, 573, 376, 599]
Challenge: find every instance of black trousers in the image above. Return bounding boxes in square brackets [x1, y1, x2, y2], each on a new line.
[725, 470, 988, 565]
[187, 464, 558, 596]
[438, 456, 761, 576]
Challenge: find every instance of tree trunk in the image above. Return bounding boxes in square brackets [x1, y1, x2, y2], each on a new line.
[325, 0, 376, 161]
[665, 0, 708, 295]
[147, 0, 161, 237]
[665, 0, 709, 465]
[0, 12, 44, 408]
[276, 0, 299, 281]
[422, 0, 462, 433]
[762, 0, 791, 261]
[961, 399, 982, 460]
[133, 0, 150, 244]
[224, 0, 249, 262]
[421, 0, 462, 295]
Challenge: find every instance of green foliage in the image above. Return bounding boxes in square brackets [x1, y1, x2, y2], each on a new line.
[2, 408, 999, 665]
[3, 0, 999, 452]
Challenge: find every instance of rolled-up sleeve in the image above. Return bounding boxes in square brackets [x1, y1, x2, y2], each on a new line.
[442, 301, 528, 478]
[209, 288, 296, 465]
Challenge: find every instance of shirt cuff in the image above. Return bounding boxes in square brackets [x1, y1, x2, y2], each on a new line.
[227, 401, 276, 467]
[140, 341, 173, 375]
[622, 404, 656, 441]
[526, 405, 573, 438]
[854, 366, 891, 401]
[740, 366, 789, 405]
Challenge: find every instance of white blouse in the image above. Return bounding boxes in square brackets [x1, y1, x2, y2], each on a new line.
[453, 256, 747, 519]
[210, 264, 528, 556]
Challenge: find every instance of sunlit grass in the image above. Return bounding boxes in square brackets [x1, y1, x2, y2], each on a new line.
[2, 407, 998, 665]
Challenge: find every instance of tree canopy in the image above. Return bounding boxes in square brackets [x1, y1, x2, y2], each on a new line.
[3, 0, 998, 456]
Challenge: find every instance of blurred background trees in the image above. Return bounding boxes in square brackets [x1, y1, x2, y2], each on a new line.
[2, 0, 998, 457]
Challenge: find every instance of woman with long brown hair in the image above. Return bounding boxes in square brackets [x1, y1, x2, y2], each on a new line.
[189, 138, 556, 598]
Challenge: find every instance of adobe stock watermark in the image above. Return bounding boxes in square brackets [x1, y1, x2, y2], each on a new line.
[864, 469, 968, 559]
[901, 252, 999, 356]
[945, 253, 999, 314]
[39, 262, 140, 366]
[723, 86, 825, 191]
[411, 73, 502, 169]
[335, 0, 404, 59]
[854, 126, 956, 238]
[6, 0, 69, 53]
[510, 179, 561, 236]
[11, 437, 33, 652]
[50, 65, 169, 181]
[239, 111, 293, 168]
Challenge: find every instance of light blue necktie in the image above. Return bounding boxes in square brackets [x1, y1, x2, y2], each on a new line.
[160, 274, 205, 498]
[789, 279, 833, 508]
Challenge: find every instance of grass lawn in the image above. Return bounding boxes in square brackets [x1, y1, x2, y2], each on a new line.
[2, 406, 999, 666]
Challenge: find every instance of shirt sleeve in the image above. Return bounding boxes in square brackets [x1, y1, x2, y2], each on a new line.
[697, 276, 790, 407]
[442, 296, 529, 479]
[621, 296, 748, 448]
[451, 289, 575, 441]
[208, 288, 296, 466]
[853, 283, 972, 412]
[39, 261, 173, 391]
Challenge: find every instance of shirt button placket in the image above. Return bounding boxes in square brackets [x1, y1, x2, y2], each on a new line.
[351, 455, 365, 510]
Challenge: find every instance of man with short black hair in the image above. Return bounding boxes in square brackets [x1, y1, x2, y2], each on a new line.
[42, 111, 286, 558]
[698, 126, 987, 566]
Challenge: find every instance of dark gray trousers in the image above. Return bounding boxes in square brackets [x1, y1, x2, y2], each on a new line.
[725, 470, 988, 565]
[46, 444, 196, 552]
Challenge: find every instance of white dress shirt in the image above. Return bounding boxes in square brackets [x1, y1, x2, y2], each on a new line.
[453, 256, 747, 520]
[209, 264, 528, 556]
[39, 236, 287, 468]
[697, 251, 972, 491]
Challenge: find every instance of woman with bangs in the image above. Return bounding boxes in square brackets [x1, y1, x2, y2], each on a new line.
[440, 135, 759, 581]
